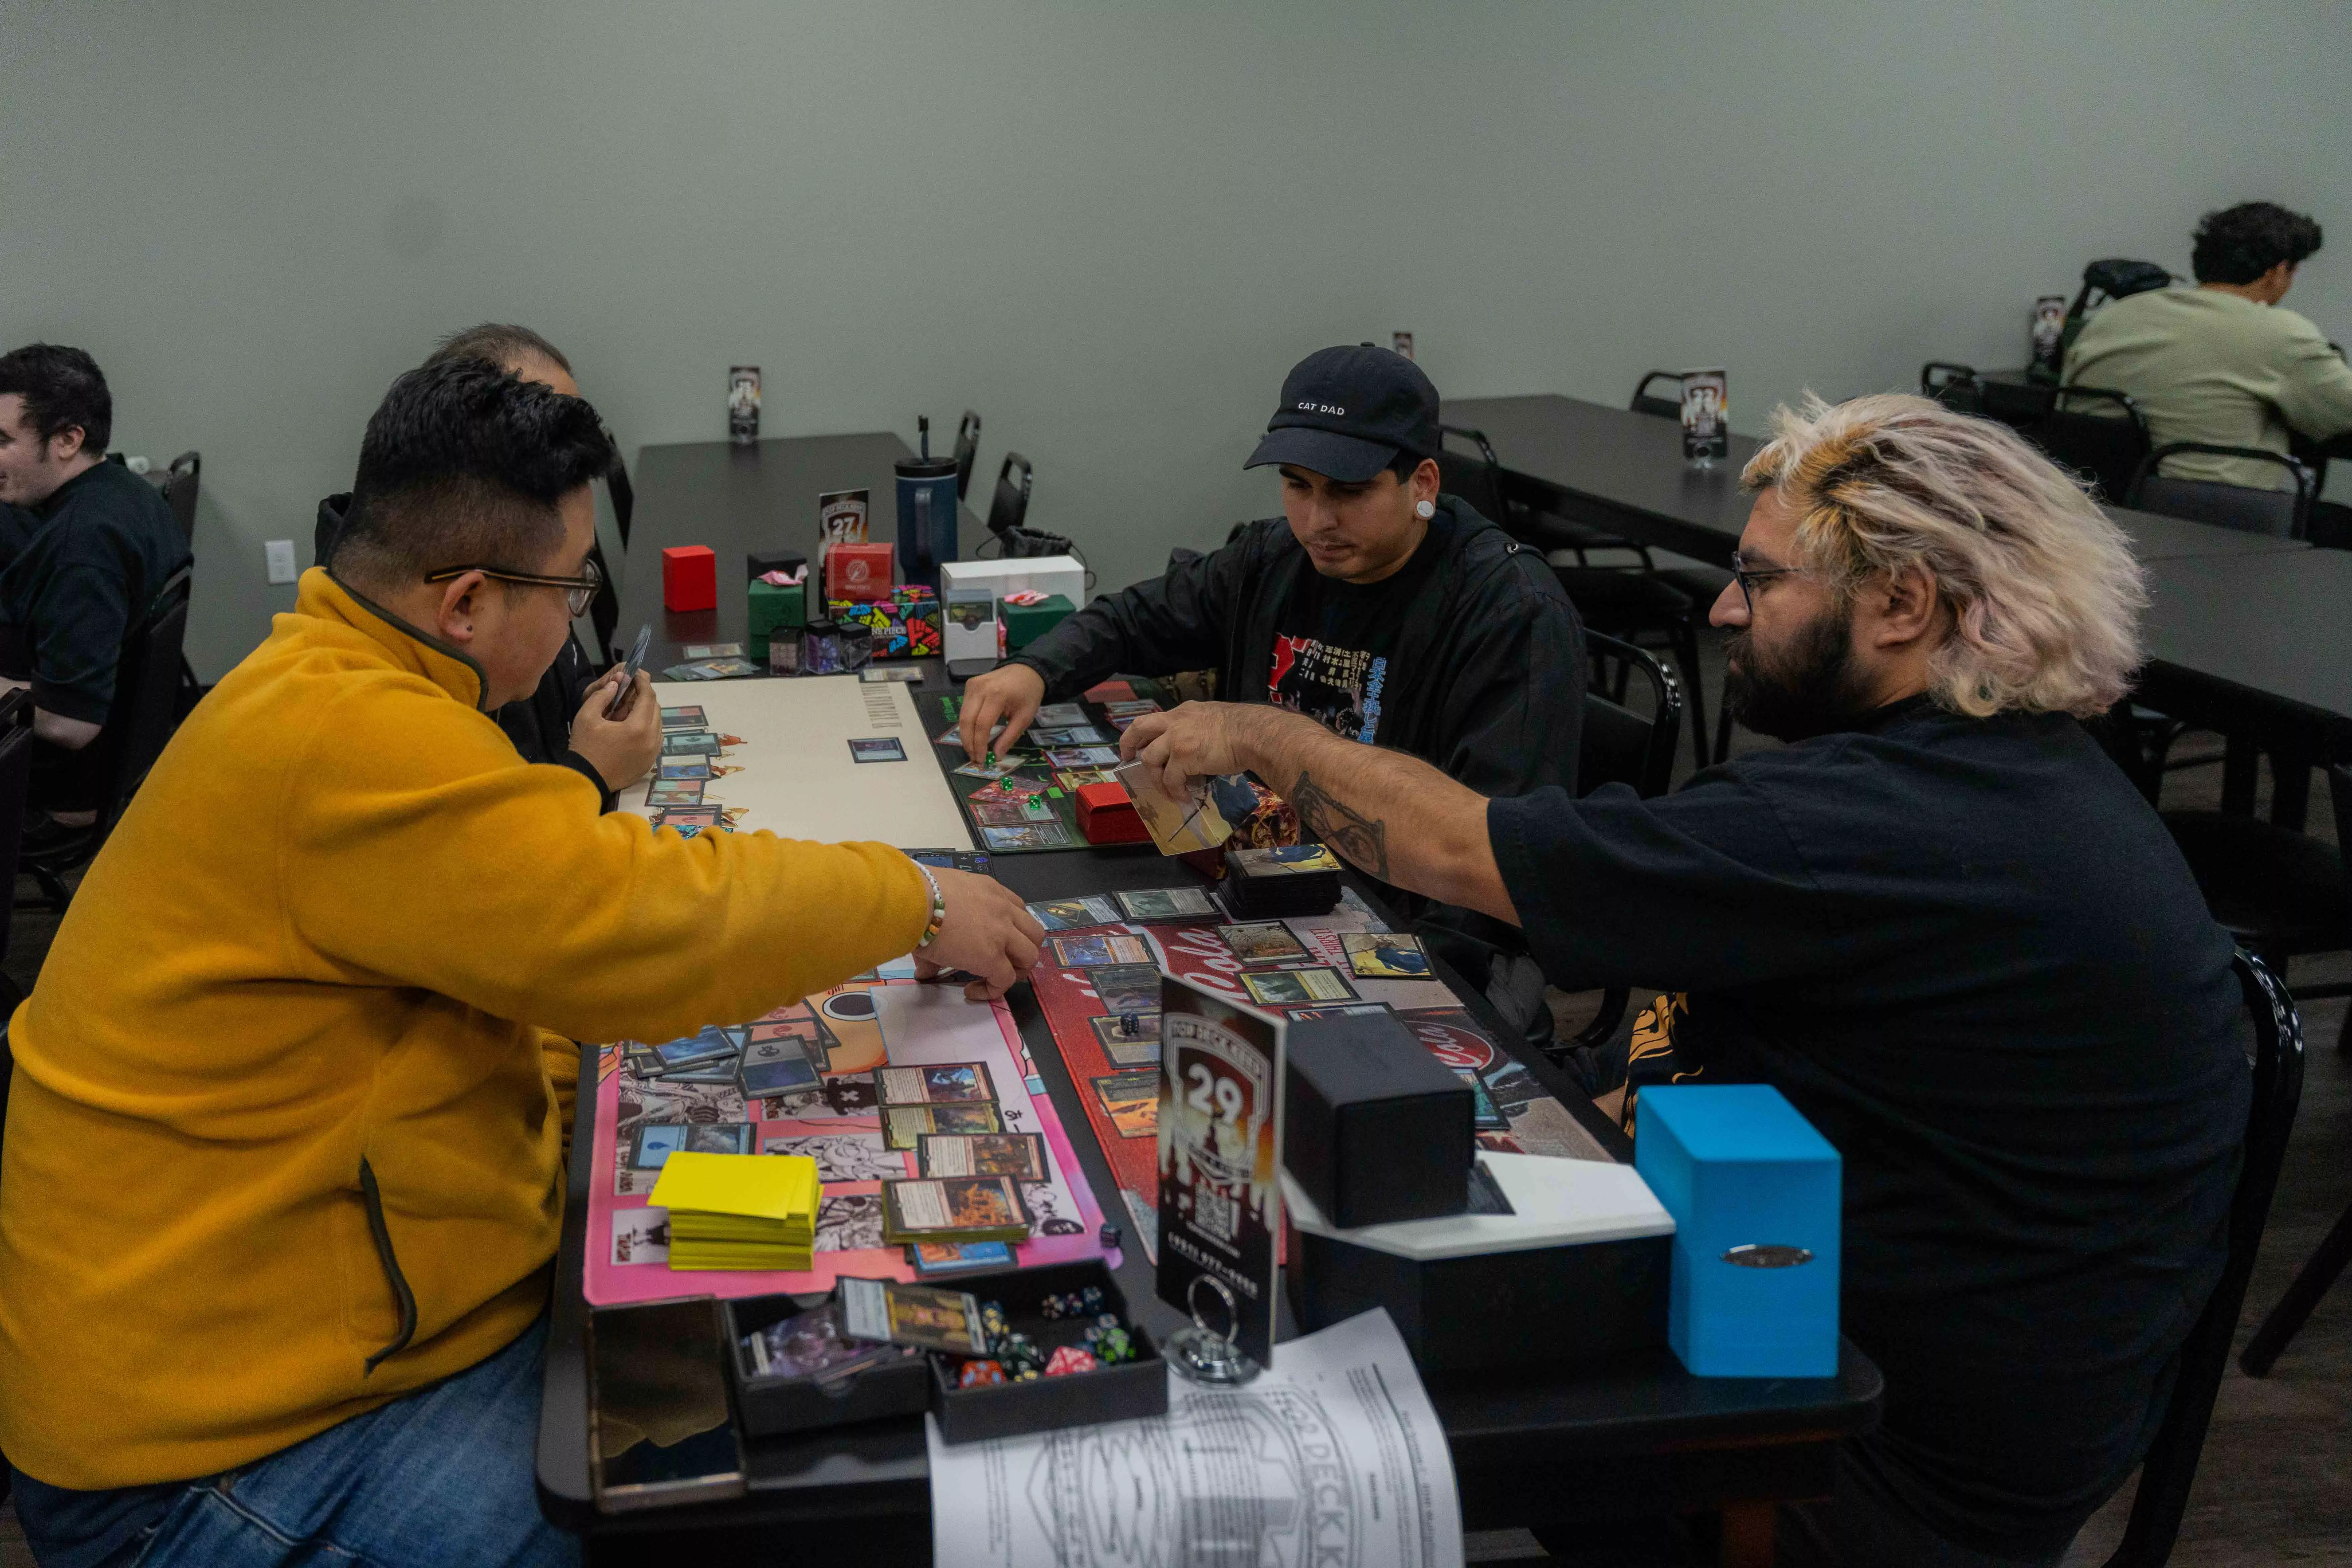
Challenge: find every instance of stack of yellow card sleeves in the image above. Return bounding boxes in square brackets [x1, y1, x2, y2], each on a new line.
[648, 1152, 820, 1271]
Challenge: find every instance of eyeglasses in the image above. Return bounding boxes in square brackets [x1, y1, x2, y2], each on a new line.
[425, 555, 603, 618]
[1728, 551, 1804, 617]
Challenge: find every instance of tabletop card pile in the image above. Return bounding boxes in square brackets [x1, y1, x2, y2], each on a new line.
[1239, 966, 1357, 1006]
[879, 1174, 1031, 1245]
[1114, 886, 1218, 923]
[1027, 895, 1122, 931]
[1224, 843, 1344, 918]
[1217, 921, 1310, 962]
[1048, 933, 1150, 968]
[876, 1061, 1003, 1151]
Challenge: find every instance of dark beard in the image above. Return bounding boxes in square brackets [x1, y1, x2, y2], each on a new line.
[1722, 603, 1880, 743]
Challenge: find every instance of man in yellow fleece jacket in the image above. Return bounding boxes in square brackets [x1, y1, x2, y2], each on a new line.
[0, 360, 1043, 1567]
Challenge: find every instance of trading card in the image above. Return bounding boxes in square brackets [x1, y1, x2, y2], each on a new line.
[1082, 963, 1163, 1015]
[652, 1059, 741, 1084]
[1030, 725, 1110, 747]
[1108, 715, 1140, 732]
[661, 662, 716, 682]
[848, 736, 907, 764]
[684, 1122, 756, 1156]
[876, 1061, 997, 1106]
[629, 1123, 690, 1170]
[1112, 758, 1233, 855]
[645, 780, 706, 806]
[938, 721, 1006, 748]
[682, 642, 745, 658]
[657, 760, 712, 780]
[1240, 966, 1356, 1006]
[761, 1131, 908, 1182]
[1217, 921, 1310, 962]
[839, 1276, 987, 1354]
[1227, 844, 1344, 876]
[1049, 932, 1150, 968]
[1032, 703, 1089, 727]
[673, 657, 762, 680]
[1102, 700, 1160, 717]
[1458, 1070, 1511, 1132]
[610, 1208, 669, 1265]
[744, 1300, 915, 1381]
[621, 1078, 747, 1129]
[969, 798, 1033, 827]
[741, 1051, 821, 1098]
[1343, 931, 1434, 979]
[908, 1240, 1015, 1277]
[970, 774, 1048, 802]
[881, 1102, 1003, 1151]
[1115, 886, 1217, 922]
[917, 1131, 1048, 1181]
[1090, 1070, 1162, 1139]
[1027, 894, 1122, 931]
[1090, 1012, 1162, 1067]
[652, 1026, 743, 1069]
[1042, 745, 1122, 768]
[1052, 768, 1118, 790]
[1019, 795, 1056, 821]
[654, 806, 723, 832]
[662, 731, 722, 756]
[954, 758, 1026, 782]
[981, 823, 1073, 851]
[905, 847, 992, 873]
[658, 705, 707, 730]
[879, 1176, 1029, 1240]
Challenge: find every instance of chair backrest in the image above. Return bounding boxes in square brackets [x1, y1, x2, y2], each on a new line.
[1435, 425, 1513, 527]
[2127, 443, 2316, 540]
[161, 451, 200, 543]
[1919, 362, 1983, 413]
[1576, 631, 1682, 799]
[954, 411, 982, 502]
[984, 453, 1032, 537]
[604, 431, 635, 549]
[0, 690, 35, 980]
[1979, 383, 2149, 501]
[93, 566, 193, 829]
[1629, 371, 1684, 421]
[2100, 948, 2304, 1568]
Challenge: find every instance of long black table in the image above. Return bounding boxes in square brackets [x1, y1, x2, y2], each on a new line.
[2137, 549, 2352, 765]
[1440, 392, 2310, 568]
[616, 432, 987, 667]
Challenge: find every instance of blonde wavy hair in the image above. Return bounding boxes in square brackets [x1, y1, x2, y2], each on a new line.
[1741, 392, 2145, 718]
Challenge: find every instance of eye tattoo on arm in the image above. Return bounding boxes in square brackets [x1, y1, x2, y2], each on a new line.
[1287, 770, 1389, 880]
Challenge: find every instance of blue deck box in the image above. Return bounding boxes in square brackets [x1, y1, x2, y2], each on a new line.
[1635, 1084, 1840, 1377]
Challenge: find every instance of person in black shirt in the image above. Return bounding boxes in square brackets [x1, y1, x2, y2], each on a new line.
[957, 345, 1584, 1040]
[0, 344, 193, 846]
[317, 324, 655, 807]
[1120, 392, 2247, 1567]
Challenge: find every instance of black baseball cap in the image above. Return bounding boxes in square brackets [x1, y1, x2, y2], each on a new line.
[1244, 344, 1441, 483]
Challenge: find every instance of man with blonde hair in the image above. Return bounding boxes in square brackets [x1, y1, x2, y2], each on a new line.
[1119, 393, 2247, 1566]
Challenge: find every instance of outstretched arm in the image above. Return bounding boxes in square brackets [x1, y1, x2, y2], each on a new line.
[1120, 701, 1518, 925]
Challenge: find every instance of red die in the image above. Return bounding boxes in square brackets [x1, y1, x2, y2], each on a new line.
[1044, 1345, 1097, 1377]
[958, 1359, 1006, 1388]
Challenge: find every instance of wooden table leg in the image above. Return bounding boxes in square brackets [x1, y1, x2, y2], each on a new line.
[1719, 1500, 1777, 1568]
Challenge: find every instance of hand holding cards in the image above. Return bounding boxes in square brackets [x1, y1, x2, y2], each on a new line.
[1111, 758, 1233, 855]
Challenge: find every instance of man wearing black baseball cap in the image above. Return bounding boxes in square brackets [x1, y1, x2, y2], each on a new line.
[960, 345, 1584, 1027]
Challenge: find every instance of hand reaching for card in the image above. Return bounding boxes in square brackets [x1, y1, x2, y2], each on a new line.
[958, 664, 1044, 762]
[916, 867, 1046, 1000]
[571, 669, 661, 790]
[1118, 701, 1262, 802]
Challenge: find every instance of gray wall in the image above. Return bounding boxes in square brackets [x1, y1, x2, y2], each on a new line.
[4, 1, 2347, 680]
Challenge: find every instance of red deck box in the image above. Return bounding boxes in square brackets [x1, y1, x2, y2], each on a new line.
[1075, 782, 1149, 845]
[661, 545, 718, 612]
[825, 542, 895, 604]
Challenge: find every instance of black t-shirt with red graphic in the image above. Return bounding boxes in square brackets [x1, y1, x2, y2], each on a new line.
[1265, 513, 1449, 743]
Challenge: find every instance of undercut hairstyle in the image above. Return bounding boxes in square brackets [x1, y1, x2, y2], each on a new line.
[2191, 202, 2322, 286]
[424, 322, 574, 378]
[0, 343, 113, 454]
[1741, 393, 2144, 720]
[332, 360, 615, 595]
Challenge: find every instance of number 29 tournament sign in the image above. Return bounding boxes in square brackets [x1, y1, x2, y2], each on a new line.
[1156, 973, 1286, 1368]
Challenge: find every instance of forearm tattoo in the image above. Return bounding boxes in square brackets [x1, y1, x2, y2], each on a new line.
[1288, 769, 1389, 880]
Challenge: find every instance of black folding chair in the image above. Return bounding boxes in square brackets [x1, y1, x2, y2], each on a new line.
[984, 453, 1032, 538]
[1976, 381, 2151, 502]
[1920, 361, 1986, 413]
[19, 567, 194, 909]
[2099, 950, 2303, 1568]
[1629, 370, 1685, 420]
[2127, 443, 2317, 540]
[160, 450, 200, 544]
[953, 411, 983, 502]
[1544, 632, 1682, 1068]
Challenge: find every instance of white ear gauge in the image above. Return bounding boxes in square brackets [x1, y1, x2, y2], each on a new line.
[1415, 500, 1436, 519]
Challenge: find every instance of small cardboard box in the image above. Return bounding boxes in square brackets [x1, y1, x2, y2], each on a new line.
[1284, 1007, 1473, 1228]
[1074, 781, 1148, 844]
[1636, 1084, 1840, 1378]
[722, 1293, 932, 1438]
[928, 1260, 1165, 1444]
[660, 545, 717, 612]
[1285, 1153, 1673, 1372]
[1001, 593, 1073, 651]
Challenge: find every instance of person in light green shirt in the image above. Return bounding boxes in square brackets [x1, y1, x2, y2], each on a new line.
[2064, 201, 2352, 491]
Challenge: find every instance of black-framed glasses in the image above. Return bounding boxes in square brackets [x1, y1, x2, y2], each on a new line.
[425, 556, 603, 618]
[1728, 551, 1804, 616]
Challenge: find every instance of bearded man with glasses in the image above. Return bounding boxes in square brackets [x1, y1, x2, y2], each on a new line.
[1117, 393, 2248, 1567]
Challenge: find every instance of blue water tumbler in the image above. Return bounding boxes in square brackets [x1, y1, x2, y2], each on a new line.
[895, 454, 959, 594]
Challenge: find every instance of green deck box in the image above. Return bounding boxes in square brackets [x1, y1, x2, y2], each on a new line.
[1001, 594, 1073, 652]
[747, 576, 808, 658]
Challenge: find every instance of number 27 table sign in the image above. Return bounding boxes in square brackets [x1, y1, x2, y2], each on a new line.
[1156, 972, 1286, 1369]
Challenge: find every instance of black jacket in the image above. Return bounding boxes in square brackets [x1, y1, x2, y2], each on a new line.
[1010, 494, 1584, 799]
[314, 493, 614, 810]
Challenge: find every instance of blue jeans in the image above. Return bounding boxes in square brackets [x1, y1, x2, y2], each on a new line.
[12, 1316, 579, 1568]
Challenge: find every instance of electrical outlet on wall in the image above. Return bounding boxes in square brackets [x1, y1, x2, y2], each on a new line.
[265, 539, 297, 585]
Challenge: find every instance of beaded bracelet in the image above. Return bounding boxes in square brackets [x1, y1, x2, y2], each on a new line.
[913, 862, 946, 950]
